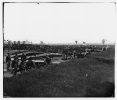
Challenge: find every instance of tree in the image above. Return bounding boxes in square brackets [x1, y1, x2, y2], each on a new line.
[83, 42, 86, 45]
[75, 41, 78, 45]
[4, 40, 7, 44]
[26, 40, 29, 44]
[30, 41, 32, 44]
[102, 39, 106, 45]
[17, 41, 20, 45]
[17, 41, 21, 52]
[40, 41, 44, 45]
[6, 40, 12, 52]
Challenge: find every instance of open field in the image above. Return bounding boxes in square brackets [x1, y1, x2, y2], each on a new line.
[3, 47, 115, 97]
[87, 48, 115, 65]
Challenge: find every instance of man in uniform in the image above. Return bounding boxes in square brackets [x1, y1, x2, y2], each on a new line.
[12, 53, 19, 75]
[14, 53, 18, 65]
[45, 55, 51, 65]
[21, 52, 26, 62]
[26, 57, 36, 70]
[6, 53, 11, 70]
[20, 52, 27, 71]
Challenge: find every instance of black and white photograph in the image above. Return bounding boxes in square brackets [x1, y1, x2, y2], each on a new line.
[3, 0, 116, 98]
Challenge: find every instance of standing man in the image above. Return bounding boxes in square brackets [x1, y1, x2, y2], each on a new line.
[73, 50, 76, 58]
[6, 53, 11, 70]
[21, 52, 26, 62]
[20, 52, 27, 71]
[14, 53, 19, 67]
[11, 53, 19, 75]
[45, 55, 51, 65]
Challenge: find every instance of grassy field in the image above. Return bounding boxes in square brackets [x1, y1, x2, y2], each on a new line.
[87, 48, 115, 65]
[3, 48, 115, 97]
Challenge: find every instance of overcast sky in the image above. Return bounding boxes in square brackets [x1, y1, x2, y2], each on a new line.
[4, 3, 116, 44]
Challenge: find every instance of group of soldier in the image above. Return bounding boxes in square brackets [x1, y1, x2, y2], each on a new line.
[5, 52, 52, 75]
[62, 50, 86, 60]
[5, 47, 88, 75]
[5, 52, 36, 75]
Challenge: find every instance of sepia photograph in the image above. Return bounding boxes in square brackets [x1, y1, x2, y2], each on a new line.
[3, 0, 116, 98]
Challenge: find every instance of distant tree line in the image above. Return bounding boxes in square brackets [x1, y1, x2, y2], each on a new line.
[4, 43, 95, 54]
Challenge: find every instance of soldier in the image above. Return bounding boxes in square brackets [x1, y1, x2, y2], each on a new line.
[11, 53, 19, 75]
[6, 53, 11, 70]
[14, 53, 19, 66]
[26, 57, 36, 70]
[45, 55, 51, 65]
[11, 58, 18, 75]
[20, 52, 27, 72]
[21, 52, 26, 62]
[73, 50, 76, 58]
